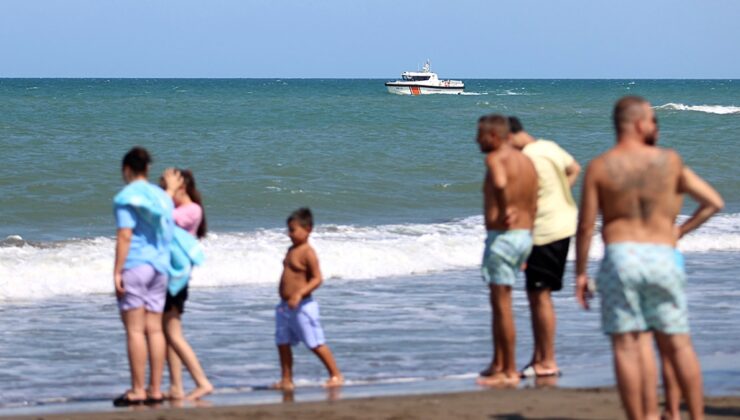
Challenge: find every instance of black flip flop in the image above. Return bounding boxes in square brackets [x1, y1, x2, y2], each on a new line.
[113, 393, 147, 407]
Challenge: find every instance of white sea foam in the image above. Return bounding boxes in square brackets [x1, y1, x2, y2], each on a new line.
[1, 214, 738, 301]
[655, 103, 740, 115]
[459, 92, 488, 96]
[495, 89, 538, 96]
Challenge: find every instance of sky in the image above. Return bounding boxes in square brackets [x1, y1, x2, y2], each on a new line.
[1, 0, 739, 78]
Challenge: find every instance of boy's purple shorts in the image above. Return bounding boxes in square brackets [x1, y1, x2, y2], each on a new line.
[275, 298, 326, 349]
[118, 264, 167, 313]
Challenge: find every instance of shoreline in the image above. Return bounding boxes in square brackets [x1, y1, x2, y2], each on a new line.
[8, 387, 740, 420]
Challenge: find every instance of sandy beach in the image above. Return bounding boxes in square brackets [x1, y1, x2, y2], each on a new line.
[11, 388, 740, 420]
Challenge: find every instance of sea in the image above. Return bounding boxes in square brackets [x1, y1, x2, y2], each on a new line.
[0, 79, 739, 415]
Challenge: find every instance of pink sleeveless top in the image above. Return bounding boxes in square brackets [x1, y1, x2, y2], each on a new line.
[173, 203, 203, 236]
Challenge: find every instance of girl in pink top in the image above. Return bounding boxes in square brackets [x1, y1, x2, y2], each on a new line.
[162, 169, 213, 400]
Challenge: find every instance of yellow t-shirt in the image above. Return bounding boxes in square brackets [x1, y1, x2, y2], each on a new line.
[523, 140, 578, 246]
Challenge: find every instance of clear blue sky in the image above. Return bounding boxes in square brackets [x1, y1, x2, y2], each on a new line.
[1, 0, 738, 78]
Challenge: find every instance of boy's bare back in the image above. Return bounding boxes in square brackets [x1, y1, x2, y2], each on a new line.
[279, 243, 319, 301]
[483, 148, 538, 231]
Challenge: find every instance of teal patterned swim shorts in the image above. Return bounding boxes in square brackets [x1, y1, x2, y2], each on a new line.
[597, 243, 689, 335]
[481, 229, 533, 286]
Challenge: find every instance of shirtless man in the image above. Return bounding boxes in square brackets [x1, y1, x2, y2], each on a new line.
[476, 114, 539, 386]
[273, 207, 343, 391]
[576, 96, 724, 420]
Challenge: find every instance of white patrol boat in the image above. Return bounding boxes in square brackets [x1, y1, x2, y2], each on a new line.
[385, 60, 464, 95]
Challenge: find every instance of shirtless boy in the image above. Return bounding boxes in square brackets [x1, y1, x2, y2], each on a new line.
[476, 114, 539, 386]
[576, 96, 724, 420]
[273, 208, 343, 390]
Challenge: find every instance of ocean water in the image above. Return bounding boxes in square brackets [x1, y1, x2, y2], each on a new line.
[0, 79, 739, 413]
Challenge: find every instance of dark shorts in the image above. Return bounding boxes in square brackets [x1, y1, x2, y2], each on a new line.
[164, 286, 189, 314]
[525, 237, 571, 292]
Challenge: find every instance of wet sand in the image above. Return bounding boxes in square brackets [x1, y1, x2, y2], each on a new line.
[13, 388, 740, 420]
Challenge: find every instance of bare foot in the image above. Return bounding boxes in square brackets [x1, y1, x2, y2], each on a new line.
[185, 383, 214, 401]
[324, 375, 344, 388]
[163, 387, 185, 400]
[476, 372, 520, 388]
[271, 379, 295, 391]
[479, 363, 502, 377]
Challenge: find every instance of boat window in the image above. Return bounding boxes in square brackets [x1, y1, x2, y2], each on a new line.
[400, 75, 431, 81]
[402, 76, 429, 81]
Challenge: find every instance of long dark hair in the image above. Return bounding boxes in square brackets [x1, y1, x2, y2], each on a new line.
[181, 169, 207, 239]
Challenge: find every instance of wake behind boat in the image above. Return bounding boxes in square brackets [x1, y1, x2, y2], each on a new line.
[385, 60, 464, 95]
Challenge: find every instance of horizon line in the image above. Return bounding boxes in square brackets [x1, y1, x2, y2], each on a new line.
[0, 76, 738, 80]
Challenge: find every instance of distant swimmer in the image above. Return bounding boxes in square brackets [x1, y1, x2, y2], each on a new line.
[475, 114, 538, 387]
[272, 208, 343, 391]
[576, 96, 724, 420]
[509, 117, 581, 380]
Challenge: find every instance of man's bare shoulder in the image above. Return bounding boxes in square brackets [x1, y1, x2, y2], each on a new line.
[659, 147, 684, 168]
[584, 152, 609, 179]
[484, 151, 501, 167]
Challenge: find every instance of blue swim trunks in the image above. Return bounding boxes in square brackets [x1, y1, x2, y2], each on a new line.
[275, 298, 326, 349]
[597, 243, 689, 335]
[481, 230, 533, 286]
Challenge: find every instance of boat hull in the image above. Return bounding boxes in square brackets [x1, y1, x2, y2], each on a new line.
[385, 84, 464, 96]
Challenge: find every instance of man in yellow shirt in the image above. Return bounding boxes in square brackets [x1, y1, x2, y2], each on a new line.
[509, 117, 581, 378]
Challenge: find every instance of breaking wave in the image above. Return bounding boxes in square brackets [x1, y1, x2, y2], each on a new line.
[1, 213, 738, 301]
[655, 103, 740, 115]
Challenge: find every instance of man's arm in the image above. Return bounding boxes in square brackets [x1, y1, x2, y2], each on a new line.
[487, 153, 508, 189]
[575, 161, 600, 309]
[114, 228, 132, 299]
[566, 160, 581, 187]
[287, 247, 324, 308]
[678, 166, 724, 238]
[487, 154, 510, 222]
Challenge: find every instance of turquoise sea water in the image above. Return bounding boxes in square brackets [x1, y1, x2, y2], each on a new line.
[0, 79, 738, 412]
[2, 79, 739, 240]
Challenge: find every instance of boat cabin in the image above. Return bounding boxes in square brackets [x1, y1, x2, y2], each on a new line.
[402, 74, 433, 81]
[400, 71, 439, 82]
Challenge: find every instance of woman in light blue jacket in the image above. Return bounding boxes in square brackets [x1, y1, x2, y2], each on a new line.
[112, 147, 180, 406]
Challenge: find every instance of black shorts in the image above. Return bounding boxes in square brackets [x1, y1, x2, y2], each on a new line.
[525, 237, 571, 292]
[164, 286, 188, 314]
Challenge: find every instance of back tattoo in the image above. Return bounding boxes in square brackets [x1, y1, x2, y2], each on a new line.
[604, 150, 670, 219]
